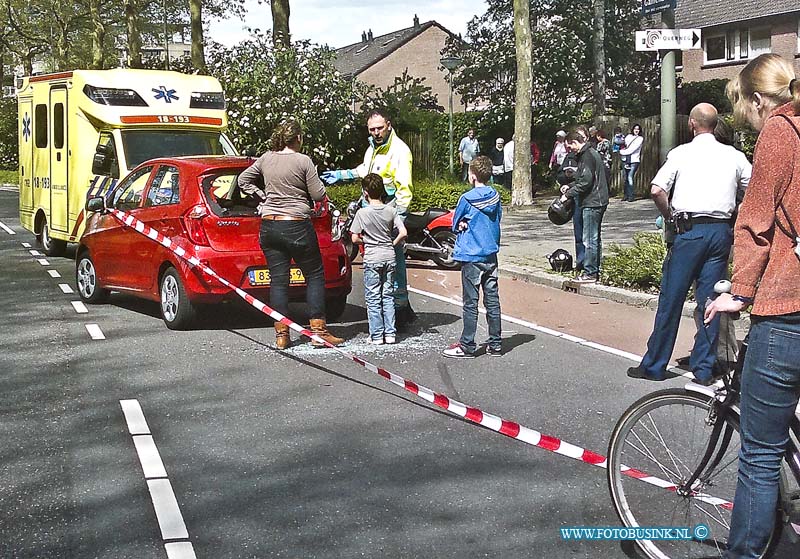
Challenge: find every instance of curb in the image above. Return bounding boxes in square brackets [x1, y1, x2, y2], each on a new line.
[499, 263, 698, 319]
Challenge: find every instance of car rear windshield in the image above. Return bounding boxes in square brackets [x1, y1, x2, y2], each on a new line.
[201, 171, 261, 218]
[122, 130, 236, 168]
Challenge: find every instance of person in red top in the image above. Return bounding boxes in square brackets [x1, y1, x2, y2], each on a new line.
[705, 53, 800, 559]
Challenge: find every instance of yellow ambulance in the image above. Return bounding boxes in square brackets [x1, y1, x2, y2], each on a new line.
[17, 68, 235, 255]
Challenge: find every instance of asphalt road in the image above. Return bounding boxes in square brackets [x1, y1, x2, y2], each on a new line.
[1, 188, 795, 559]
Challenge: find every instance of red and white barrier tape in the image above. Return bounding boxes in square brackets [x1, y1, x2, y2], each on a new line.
[107, 208, 733, 510]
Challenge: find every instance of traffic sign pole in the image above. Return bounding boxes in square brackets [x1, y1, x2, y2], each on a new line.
[660, 7, 677, 164]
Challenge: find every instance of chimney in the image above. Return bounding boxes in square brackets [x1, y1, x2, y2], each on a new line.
[413, 14, 420, 28]
[368, 29, 374, 41]
[361, 31, 367, 43]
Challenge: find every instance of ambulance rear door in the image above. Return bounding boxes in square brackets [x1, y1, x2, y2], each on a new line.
[18, 99, 33, 211]
[49, 87, 68, 233]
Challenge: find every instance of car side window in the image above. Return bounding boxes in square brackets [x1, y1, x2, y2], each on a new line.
[145, 165, 180, 207]
[112, 166, 153, 211]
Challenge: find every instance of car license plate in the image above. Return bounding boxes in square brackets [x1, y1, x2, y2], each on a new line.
[248, 268, 305, 286]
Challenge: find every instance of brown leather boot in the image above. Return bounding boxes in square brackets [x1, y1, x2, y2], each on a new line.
[309, 318, 344, 347]
[274, 322, 291, 350]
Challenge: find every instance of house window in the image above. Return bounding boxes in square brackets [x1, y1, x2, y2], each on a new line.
[704, 26, 771, 64]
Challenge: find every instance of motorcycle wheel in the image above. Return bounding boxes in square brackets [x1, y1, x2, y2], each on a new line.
[343, 237, 360, 262]
[431, 230, 460, 269]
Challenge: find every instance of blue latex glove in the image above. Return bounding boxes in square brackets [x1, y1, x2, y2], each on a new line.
[320, 169, 357, 185]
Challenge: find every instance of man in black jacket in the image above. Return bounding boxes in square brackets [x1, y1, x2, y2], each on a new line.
[559, 130, 609, 283]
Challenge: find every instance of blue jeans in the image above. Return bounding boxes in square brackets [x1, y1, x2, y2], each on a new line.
[363, 261, 396, 340]
[459, 260, 502, 354]
[639, 223, 732, 380]
[624, 162, 639, 200]
[259, 219, 325, 319]
[725, 313, 800, 558]
[581, 206, 606, 277]
[573, 197, 585, 270]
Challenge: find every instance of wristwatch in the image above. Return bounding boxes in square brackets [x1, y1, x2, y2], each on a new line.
[732, 294, 754, 305]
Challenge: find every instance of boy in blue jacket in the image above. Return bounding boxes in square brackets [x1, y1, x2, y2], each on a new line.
[443, 155, 503, 358]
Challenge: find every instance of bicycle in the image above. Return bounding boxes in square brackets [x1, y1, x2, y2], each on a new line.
[606, 281, 800, 558]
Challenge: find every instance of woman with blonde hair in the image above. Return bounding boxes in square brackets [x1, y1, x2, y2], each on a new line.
[705, 53, 800, 558]
[238, 119, 344, 349]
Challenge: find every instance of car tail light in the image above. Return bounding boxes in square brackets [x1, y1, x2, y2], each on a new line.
[182, 205, 210, 246]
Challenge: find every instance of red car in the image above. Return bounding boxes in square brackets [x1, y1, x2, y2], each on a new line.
[76, 156, 352, 330]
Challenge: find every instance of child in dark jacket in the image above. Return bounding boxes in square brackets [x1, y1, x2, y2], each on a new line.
[442, 155, 503, 358]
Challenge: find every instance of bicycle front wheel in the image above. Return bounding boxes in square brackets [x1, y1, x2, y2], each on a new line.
[607, 388, 764, 559]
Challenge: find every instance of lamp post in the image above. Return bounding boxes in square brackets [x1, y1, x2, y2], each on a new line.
[440, 55, 462, 176]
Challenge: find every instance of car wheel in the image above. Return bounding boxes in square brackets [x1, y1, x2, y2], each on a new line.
[431, 230, 460, 269]
[159, 267, 197, 330]
[325, 296, 347, 323]
[40, 219, 67, 257]
[75, 252, 110, 304]
[343, 237, 360, 262]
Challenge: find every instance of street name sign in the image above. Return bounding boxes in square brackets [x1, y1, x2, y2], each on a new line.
[642, 0, 676, 16]
[635, 29, 702, 51]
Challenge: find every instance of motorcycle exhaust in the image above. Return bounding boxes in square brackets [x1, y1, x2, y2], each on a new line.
[405, 243, 448, 254]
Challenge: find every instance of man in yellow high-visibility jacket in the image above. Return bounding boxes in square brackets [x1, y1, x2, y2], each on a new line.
[322, 108, 416, 327]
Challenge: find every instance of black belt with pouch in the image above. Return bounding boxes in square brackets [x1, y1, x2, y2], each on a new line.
[673, 212, 733, 234]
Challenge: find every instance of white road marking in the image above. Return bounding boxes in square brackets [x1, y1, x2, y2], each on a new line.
[120, 399, 151, 435]
[132, 435, 168, 479]
[21, 242, 31, 248]
[408, 285, 695, 380]
[29, 249, 42, 256]
[165, 542, 197, 559]
[85, 323, 105, 340]
[147, 479, 189, 540]
[0, 220, 15, 234]
[0, 186, 19, 192]
[48, 270, 61, 278]
[37, 258, 49, 266]
[71, 301, 89, 314]
[58, 283, 74, 294]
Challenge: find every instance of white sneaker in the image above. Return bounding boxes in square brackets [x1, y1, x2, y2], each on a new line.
[384, 336, 396, 344]
[369, 338, 384, 345]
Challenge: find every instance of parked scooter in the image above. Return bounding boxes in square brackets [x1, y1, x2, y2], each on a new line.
[332, 199, 458, 269]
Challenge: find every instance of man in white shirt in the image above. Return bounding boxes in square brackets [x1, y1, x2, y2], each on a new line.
[628, 103, 752, 385]
[503, 138, 514, 191]
[458, 129, 480, 182]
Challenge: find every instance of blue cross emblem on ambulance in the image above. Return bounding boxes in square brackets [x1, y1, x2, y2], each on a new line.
[22, 112, 31, 142]
[152, 85, 179, 103]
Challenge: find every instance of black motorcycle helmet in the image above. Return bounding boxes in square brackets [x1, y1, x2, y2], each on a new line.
[548, 196, 575, 226]
[547, 249, 574, 273]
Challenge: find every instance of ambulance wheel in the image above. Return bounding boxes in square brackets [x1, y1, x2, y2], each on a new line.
[76, 252, 109, 304]
[159, 267, 197, 330]
[40, 221, 67, 257]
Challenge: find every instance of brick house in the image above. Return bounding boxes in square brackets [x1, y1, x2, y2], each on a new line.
[676, 0, 800, 82]
[333, 16, 466, 112]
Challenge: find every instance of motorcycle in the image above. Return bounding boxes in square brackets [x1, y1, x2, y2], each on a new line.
[332, 200, 458, 269]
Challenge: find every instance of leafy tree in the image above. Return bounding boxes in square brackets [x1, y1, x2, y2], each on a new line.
[206, 31, 365, 168]
[361, 69, 442, 131]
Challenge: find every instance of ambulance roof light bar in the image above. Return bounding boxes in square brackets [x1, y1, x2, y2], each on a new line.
[189, 91, 225, 110]
[83, 84, 148, 107]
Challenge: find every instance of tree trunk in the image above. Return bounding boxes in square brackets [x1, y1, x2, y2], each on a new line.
[189, 0, 206, 72]
[271, 0, 290, 48]
[591, 0, 606, 116]
[511, 0, 533, 206]
[89, 0, 105, 69]
[125, 0, 142, 68]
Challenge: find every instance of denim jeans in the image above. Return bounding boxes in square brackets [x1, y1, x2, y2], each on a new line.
[624, 162, 639, 200]
[639, 223, 732, 380]
[459, 260, 502, 354]
[725, 314, 800, 558]
[572, 197, 585, 271]
[581, 206, 606, 277]
[363, 261, 396, 340]
[259, 219, 325, 319]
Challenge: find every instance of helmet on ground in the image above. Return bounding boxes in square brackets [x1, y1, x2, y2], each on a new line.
[547, 249, 574, 273]
[548, 196, 575, 226]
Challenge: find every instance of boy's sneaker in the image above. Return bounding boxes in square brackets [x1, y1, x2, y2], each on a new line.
[384, 336, 396, 344]
[573, 272, 598, 283]
[442, 344, 475, 359]
[369, 338, 384, 345]
[486, 346, 502, 356]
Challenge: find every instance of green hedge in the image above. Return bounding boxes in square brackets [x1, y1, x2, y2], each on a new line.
[325, 178, 511, 212]
[602, 232, 667, 291]
[0, 169, 18, 184]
